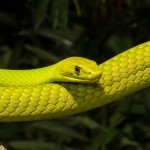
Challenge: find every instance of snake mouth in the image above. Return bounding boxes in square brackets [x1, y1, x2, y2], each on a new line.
[60, 74, 101, 83]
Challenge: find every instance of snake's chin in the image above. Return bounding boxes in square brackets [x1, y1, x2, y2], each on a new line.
[60, 75, 100, 83]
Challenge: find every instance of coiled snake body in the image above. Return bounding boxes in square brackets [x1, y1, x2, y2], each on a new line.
[0, 42, 149, 122]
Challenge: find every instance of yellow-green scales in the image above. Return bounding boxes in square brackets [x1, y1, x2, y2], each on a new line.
[0, 41, 149, 122]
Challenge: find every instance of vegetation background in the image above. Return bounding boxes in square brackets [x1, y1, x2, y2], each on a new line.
[0, 0, 150, 150]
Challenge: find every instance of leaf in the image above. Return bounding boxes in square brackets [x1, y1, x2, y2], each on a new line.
[120, 137, 142, 150]
[130, 104, 147, 115]
[50, 0, 69, 29]
[24, 44, 60, 62]
[58, 0, 69, 29]
[75, 116, 112, 132]
[0, 46, 12, 68]
[91, 129, 117, 150]
[110, 113, 126, 128]
[75, 116, 103, 130]
[106, 34, 133, 54]
[9, 141, 56, 150]
[29, 121, 87, 141]
[33, 0, 50, 30]
[37, 29, 75, 46]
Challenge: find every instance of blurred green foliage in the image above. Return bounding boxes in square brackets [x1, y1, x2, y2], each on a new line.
[0, 0, 150, 150]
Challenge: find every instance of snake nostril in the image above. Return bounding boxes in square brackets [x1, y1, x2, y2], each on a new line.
[92, 71, 101, 79]
[88, 72, 92, 75]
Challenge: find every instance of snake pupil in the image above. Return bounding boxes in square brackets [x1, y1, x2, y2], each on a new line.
[75, 66, 80, 74]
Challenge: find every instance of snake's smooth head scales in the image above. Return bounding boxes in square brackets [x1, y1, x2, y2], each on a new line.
[54, 57, 101, 83]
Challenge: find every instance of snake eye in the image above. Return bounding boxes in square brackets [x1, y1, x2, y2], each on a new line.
[75, 66, 80, 74]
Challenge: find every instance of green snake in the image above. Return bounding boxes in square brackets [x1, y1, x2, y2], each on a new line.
[0, 41, 149, 122]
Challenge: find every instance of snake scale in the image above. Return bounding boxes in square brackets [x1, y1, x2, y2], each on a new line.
[0, 41, 149, 122]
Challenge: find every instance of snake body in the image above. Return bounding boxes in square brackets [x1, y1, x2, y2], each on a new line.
[0, 42, 149, 122]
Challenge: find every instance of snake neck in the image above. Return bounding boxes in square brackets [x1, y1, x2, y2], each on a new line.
[0, 65, 57, 87]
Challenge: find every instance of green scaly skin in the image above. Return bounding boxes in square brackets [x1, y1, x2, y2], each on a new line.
[0, 41, 149, 122]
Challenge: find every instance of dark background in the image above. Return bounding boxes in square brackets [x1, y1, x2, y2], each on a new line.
[0, 0, 150, 150]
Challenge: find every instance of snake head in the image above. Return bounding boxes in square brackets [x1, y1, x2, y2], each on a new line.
[54, 57, 101, 83]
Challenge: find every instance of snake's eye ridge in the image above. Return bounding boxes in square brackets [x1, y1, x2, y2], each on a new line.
[75, 66, 80, 74]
